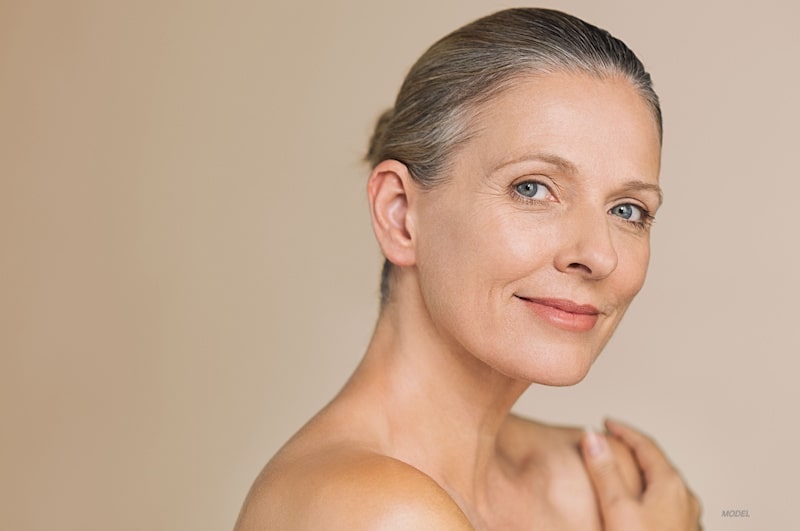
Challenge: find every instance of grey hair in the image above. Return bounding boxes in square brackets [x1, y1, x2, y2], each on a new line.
[367, 8, 662, 307]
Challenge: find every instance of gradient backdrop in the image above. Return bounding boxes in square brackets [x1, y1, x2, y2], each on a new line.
[1, 1, 798, 529]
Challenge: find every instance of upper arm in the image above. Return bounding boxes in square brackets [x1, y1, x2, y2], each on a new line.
[307, 455, 473, 530]
[325, 485, 474, 530]
[235, 452, 473, 531]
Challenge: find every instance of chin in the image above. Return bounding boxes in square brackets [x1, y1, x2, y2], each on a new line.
[495, 343, 599, 387]
[531, 363, 594, 387]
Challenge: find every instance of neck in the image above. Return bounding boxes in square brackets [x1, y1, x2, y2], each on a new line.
[341, 281, 530, 506]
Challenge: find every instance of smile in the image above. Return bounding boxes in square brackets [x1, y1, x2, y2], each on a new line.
[515, 296, 600, 332]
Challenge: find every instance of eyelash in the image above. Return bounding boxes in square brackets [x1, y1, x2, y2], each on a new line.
[510, 180, 554, 205]
[510, 180, 656, 231]
[614, 204, 655, 232]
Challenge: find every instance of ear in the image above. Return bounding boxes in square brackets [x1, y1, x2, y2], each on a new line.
[367, 160, 418, 268]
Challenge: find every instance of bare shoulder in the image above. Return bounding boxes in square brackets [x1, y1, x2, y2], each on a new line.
[504, 414, 643, 496]
[234, 445, 472, 530]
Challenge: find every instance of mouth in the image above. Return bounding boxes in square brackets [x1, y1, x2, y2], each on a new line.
[515, 296, 600, 332]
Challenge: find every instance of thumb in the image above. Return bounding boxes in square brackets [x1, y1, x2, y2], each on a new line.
[582, 427, 630, 512]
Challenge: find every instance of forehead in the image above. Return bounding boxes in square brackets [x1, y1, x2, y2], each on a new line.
[455, 72, 662, 184]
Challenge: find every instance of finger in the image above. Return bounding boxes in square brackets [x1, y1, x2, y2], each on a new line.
[604, 419, 674, 485]
[581, 428, 630, 511]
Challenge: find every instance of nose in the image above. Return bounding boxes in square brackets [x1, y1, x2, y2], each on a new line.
[553, 211, 618, 280]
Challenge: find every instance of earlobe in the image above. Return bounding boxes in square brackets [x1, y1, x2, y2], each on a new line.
[367, 160, 417, 268]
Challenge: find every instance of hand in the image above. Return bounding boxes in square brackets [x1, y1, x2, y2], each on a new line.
[581, 419, 702, 531]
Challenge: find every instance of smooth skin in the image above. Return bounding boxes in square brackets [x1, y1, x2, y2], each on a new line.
[235, 73, 701, 530]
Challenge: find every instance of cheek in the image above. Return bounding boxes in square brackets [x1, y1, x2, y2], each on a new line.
[483, 211, 562, 280]
[415, 206, 564, 353]
[613, 237, 651, 301]
[420, 204, 557, 291]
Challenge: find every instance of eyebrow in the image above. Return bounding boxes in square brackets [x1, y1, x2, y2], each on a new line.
[620, 181, 664, 208]
[491, 152, 664, 207]
[492, 152, 579, 176]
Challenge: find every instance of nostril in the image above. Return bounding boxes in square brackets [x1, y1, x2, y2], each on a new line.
[568, 262, 593, 275]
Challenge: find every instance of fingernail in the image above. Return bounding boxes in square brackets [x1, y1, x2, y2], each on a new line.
[584, 426, 608, 458]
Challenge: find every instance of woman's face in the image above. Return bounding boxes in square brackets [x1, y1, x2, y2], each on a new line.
[411, 72, 662, 386]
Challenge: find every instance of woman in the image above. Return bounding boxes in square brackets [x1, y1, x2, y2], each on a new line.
[236, 8, 701, 530]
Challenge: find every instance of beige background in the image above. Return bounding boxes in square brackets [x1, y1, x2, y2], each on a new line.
[1, 1, 798, 530]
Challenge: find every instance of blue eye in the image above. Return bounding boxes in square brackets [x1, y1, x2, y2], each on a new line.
[515, 181, 548, 200]
[610, 203, 643, 221]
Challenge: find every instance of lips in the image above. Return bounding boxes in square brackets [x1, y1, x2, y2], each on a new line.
[516, 296, 600, 332]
